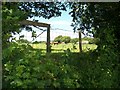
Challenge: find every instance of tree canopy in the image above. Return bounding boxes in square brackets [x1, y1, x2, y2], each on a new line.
[54, 35, 71, 43]
[69, 2, 120, 50]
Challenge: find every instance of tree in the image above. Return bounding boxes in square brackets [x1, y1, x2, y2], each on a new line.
[54, 35, 71, 44]
[69, 2, 120, 50]
[54, 35, 63, 43]
[82, 37, 99, 44]
[69, 2, 120, 87]
[71, 38, 79, 44]
[62, 36, 71, 44]
[2, 2, 25, 48]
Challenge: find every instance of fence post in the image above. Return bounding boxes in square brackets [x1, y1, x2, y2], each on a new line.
[79, 31, 82, 52]
[46, 25, 51, 53]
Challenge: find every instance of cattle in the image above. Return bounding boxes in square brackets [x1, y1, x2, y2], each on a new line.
[52, 42, 59, 45]
[52, 42, 62, 45]
[46, 42, 60, 45]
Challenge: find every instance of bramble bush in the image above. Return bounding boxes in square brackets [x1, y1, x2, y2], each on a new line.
[3, 42, 82, 88]
[3, 41, 119, 88]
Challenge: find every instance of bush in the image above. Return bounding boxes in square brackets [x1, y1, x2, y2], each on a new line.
[3, 43, 81, 88]
[16, 39, 30, 44]
[3, 58, 81, 88]
[3, 43, 119, 88]
[89, 38, 99, 44]
[32, 41, 40, 44]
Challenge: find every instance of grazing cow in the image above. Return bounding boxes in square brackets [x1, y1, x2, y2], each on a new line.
[52, 42, 59, 45]
[46, 42, 61, 45]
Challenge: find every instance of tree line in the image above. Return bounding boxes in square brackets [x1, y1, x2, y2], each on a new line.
[53, 35, 98, 44]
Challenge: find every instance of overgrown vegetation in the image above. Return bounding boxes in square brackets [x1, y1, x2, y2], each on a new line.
[2, 2, 120, 89]
[3, 42, 81, 88]
[54, 35, 71, 44]
[3, 42, 119, 88]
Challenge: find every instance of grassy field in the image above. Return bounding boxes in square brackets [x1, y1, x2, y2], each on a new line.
[31, 43, 97, 53]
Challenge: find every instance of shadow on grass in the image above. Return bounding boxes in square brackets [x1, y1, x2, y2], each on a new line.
[33, 48, 65, 52]
[33, 48, 97, 62]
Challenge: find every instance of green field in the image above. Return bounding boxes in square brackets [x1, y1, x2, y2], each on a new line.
[31, 43, 97, 53]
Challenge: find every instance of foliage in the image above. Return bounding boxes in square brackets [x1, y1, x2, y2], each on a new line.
[62, 36, 71, 44]
[82, 37, 92, 41]
[89, 38, 99, 44]
[16, 39, 31, 44]
[32, 41, 41, 44]
[69, 2, 120, 87]
[3, 43, 119, 88]
[2, 2, 25, 48]
[54, 35, 63, 43]
[82, 37, 99, 44]
[3, 43, 81, 88]
[54, 35, 71, 43]
[70, 38, 79, 44]
[18, 2, 67, 19]
[69, 2, 120, 50]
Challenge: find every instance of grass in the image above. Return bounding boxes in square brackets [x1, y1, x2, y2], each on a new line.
[31, 43, 97, 53]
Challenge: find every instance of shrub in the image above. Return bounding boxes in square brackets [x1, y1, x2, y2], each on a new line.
[89, 38, 99, 44]
[3, 43, 81, 88]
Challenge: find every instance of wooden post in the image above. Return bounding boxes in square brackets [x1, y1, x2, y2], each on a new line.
[79, 31, 82, 52]
[19, 20, 51, 53]
[47, 25, 51, 53]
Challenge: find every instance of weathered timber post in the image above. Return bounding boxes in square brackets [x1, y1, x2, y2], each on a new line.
[47, 25, 51, 53]
[78, 31, 82, 53]
[19, 20, 51, 53]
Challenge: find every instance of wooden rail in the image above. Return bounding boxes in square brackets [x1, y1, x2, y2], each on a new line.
[19, 20, 51, 53]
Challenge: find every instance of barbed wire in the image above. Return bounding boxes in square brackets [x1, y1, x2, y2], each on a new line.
[50, 27, 73, 32]
[18, 26, 79, 42]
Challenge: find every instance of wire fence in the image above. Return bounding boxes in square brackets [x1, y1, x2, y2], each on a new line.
[13, 26, 79, 42]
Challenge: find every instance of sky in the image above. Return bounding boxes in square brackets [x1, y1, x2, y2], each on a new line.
[13, 9, 85, 42]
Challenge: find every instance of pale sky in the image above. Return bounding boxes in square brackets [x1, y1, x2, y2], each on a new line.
[13, 8, 85, 42]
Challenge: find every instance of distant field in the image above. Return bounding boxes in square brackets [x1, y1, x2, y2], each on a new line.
[31, 43, 97, 53]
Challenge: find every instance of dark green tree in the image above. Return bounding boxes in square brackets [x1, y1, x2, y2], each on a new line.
[69, 2, 120, 88]
[54, 35, 63, 43]
[62, 36, 71, 44]
[54, 35, 71, 43]
[69, 2, 120, 51]
[71, 38, 79, 44]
